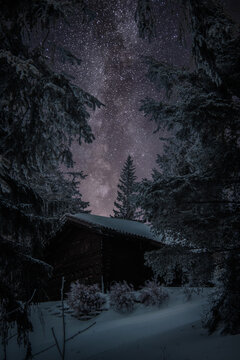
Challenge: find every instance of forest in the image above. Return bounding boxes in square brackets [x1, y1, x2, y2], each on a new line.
[0, 0, 239, 359]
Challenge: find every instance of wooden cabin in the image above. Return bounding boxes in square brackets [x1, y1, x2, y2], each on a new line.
[45, 213, 163, 299]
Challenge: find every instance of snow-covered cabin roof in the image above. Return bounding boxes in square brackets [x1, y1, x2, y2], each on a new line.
[65, 213, 162, 243]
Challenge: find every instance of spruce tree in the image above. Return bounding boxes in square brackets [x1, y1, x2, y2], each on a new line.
[136, 0, 240, 334]
[0, 0, 102, 351]
[112, 155, 139, 220]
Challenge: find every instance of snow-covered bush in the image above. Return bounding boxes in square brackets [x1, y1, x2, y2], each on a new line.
[139, 280, 169, 306]
[67, 282, 106, 316]
[109, 281, 136, 313]
[182, 286, 195, 301]
[182, 286, 202, 301]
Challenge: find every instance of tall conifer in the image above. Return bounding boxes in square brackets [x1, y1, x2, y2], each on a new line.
[112, 155, 139, 220]
[0, 0, 102, 351]
[136, 0, 240, 334]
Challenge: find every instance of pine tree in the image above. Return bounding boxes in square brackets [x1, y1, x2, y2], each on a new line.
[0, 0, 102, 351]
[112, 155, 139, 220]
[136, 0, 240, 334]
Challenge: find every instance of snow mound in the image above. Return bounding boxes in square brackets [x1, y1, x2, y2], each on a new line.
[4, 288, 240, 360]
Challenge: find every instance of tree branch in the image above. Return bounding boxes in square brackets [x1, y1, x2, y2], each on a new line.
[51, 327, 63, 359]
[61, 276, 66, 359]
[32, 322, 96, 358]
[0, 289, 36, 321]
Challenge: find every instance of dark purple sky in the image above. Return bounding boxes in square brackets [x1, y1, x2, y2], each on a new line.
[56, 0, 239, 216]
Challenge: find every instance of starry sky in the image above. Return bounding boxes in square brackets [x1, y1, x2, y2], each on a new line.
[55, 0, 239, 216]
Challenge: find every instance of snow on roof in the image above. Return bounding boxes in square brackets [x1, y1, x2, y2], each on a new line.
[66, 213, 163, 242]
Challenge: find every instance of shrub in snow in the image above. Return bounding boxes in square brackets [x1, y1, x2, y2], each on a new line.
[183, 286, 196, 301]
[67, 281, 106, 316]
[182, 286, 202, 301]
[109, 281, 136, 313]
[139, 280, 169, 306]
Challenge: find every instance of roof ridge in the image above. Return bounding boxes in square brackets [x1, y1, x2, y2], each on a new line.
[66, 213, 160, 243]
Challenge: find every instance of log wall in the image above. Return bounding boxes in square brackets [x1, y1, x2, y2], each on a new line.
[45, 223, 103, 299]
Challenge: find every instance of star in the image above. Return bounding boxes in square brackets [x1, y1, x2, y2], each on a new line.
[56, 0, 239, 216]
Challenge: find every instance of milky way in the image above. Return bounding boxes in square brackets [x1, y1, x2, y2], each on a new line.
[55, 0, 238, 216]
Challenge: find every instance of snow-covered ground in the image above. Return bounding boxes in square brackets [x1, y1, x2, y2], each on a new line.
[2, 288, 240, 360]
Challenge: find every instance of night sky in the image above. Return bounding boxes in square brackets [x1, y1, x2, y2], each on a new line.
[55, 0, 239, 216]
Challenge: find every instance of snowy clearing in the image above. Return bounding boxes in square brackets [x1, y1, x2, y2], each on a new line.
[2, 288, 240, 360]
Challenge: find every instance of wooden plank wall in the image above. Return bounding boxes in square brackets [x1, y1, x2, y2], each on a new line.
[45, 224, 103, 299]
[102, 234, 157, 289]
[45, 222, 162, 298]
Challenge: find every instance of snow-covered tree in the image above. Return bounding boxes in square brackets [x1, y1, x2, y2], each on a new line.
[0, 0, 102, 351]
[144, 245, 214, 286]
[203, 253, 240, 335]
[112, 155, 139, 220]
[135, 0, 156, 41]
[136, 0, 240, 334]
